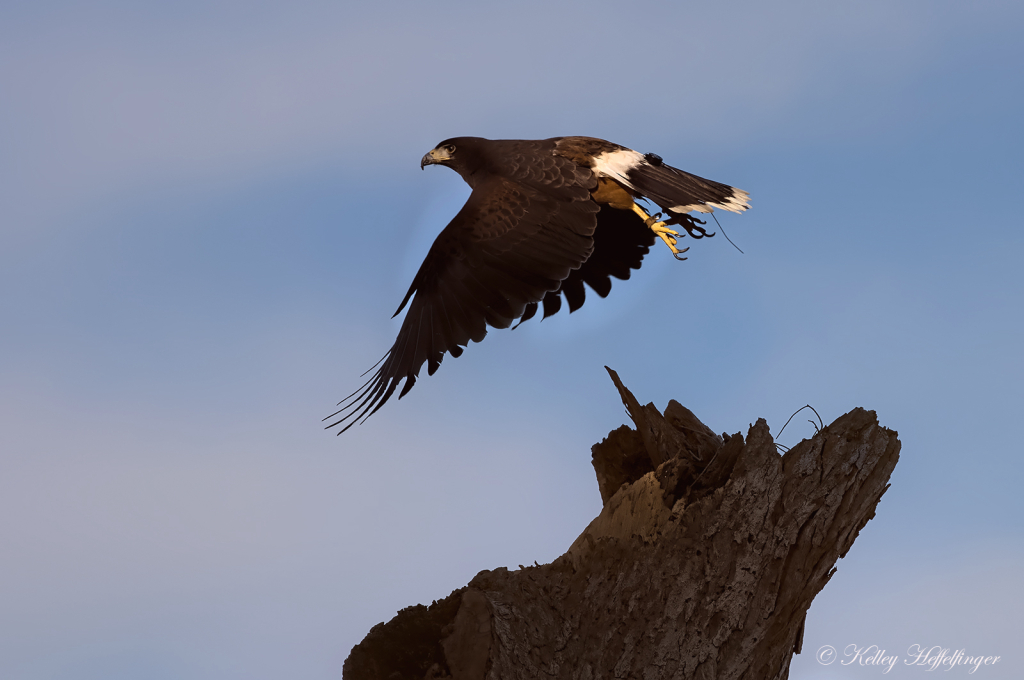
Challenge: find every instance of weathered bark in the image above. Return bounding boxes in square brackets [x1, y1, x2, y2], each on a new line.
[344, 368, 901, 680]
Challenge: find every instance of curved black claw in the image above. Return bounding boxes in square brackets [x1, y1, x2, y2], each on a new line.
[665, 213, 714, 239]
[686, 223, 714, 238]
[672, 246, 690, 261]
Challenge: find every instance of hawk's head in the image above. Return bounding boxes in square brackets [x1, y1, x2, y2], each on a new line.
[421, 141, 456, 169]
[420, 137, 490, 175]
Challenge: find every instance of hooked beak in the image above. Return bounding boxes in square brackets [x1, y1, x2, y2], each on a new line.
[420, 147, 452, 170]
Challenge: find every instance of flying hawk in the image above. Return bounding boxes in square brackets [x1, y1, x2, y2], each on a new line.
[327, 137, 749, 433]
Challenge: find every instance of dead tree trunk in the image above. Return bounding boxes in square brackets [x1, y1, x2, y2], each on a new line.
[344, 368, 901, 680]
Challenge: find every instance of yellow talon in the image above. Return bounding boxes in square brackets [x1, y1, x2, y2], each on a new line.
[631, 203, 689, 260]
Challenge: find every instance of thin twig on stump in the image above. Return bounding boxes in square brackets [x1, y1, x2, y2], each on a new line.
[344, 368, 901, 679]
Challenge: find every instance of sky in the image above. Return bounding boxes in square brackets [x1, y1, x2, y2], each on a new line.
[1, 1, 1022, 678]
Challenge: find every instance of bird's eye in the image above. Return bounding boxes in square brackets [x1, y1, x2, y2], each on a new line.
[444, 144, 456, 154]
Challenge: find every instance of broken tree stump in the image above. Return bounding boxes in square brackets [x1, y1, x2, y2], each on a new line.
[344, 368, 901, 680]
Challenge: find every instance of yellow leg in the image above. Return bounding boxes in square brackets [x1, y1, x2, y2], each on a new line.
[630, 203, 689, 260]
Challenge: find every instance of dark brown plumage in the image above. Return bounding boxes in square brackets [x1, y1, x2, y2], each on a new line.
[326, 137, 749, 432]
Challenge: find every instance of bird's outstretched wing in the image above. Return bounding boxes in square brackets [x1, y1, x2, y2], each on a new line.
[518, 204, 657, 323]
[326, 170, 598, 433]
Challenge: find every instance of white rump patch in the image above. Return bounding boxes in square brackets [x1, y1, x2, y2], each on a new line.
[591, 149, 645, 189]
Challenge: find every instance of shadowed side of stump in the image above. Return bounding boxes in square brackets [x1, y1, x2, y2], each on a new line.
[343, 369, 900, 680]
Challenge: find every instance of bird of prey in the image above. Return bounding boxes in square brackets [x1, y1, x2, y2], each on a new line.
[327, 136, 749, 433]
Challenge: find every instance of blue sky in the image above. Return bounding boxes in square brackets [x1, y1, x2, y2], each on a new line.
[1, 1, 1022, 678]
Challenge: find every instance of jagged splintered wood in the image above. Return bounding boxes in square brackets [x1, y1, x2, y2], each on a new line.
[344, 368, 901, 680]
